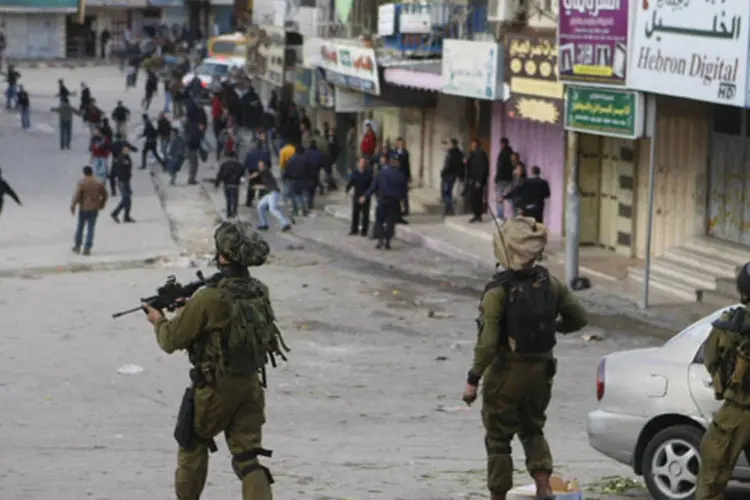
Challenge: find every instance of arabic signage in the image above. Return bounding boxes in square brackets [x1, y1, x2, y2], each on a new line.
[505, 34, 564, 126]
[564, 86, 644, 139]
[249, 24, 286, 87]
[315, 69, 335, 108]
[319, 43, 381, 95]
[442, 40, 504, 100]
[557, 0, 630, 85]
[629, 0, 750, 106]
[294, 68, 314, 107]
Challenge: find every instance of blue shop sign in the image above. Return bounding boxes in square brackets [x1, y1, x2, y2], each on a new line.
[294, 68, 313, 107]
[325, 70, 377, 94]
[147, 0, 183, 6]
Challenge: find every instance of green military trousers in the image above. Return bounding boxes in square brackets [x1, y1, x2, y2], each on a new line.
[695, 402, 750, 500]
[481, 357, 555, 494]
[176, 374, 273, 500]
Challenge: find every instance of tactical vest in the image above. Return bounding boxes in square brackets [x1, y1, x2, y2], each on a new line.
[484, 267, 558, 355]
[710, 307, 750, 406]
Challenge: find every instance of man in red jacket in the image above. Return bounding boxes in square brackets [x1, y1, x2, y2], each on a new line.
[89, 129, 110, 184]
[360, 122, 376, 159]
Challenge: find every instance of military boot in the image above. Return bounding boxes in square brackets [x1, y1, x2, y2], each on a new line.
[491, 492, 506, 500]
[533, 471, 554, 500]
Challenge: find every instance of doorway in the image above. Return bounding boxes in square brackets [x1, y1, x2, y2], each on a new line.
[66, 14, 96, 58]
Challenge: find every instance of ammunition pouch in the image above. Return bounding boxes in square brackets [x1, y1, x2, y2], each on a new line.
[731, 347, 750, 393]
[173, 383, 218, 453]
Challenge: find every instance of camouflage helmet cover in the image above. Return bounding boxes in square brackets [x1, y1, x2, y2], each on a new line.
[214, 221, 270, 267]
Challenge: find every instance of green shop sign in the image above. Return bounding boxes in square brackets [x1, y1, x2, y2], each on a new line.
[564, 87, 644, 139]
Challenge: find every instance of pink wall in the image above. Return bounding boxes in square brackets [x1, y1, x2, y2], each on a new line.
[489, 101, 565, 236]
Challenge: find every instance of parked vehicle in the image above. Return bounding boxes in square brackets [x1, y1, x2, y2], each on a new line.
[587, 306, 750, 500]
[207, 32, 248, 58]
[181, 56, 245, 99]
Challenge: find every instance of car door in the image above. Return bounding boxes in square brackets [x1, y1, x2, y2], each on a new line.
[689, 337, 750, 470]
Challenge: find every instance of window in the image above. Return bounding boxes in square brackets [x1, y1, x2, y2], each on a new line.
[212, 41, 237, 55]
[693, 341, 706, 364]
[713, 104, 742, 136]
[196, 63, 229, 77]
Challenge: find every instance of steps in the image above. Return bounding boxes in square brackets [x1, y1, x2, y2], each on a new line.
[628, 237, 750, 303]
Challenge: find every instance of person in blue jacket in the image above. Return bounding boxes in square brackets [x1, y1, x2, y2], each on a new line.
[242, 139, 271, 207]
[281, 145, 309, 217]
[304, 140, 326, 210]
[359, 155, 408, 250]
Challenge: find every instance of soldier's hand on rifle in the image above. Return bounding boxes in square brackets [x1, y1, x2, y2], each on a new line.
[462, 383, 477, 406]
[142, 303, 162, 324]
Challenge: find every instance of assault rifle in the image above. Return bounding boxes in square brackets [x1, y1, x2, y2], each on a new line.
[111, 270, 224, 319]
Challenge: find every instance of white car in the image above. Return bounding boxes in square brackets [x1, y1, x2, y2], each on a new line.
[181, 56, 245, 89]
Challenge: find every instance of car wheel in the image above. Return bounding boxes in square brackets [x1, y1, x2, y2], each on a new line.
[642, 425, 703, 500]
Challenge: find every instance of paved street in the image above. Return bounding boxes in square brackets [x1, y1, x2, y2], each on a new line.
[0, 67, 745, 499]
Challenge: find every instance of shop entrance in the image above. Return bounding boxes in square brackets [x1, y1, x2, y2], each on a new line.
[66, 14, 96, 58]
[578, 134, 636, 254]
[707, 106, 750, 246]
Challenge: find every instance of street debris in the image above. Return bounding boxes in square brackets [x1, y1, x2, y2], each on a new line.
[116, 364, 144, 375]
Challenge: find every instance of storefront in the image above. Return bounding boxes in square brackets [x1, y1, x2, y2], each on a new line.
[0, 3, 74, 60]
[564, 87, 645, 256]
[84, 0, 143, 56]
[210, 0, 233, 33]
[627, 0, 749, 256]
[147, 0, 186, 27]
[492, 33, 565, 235]
[249, 24, 286, 106]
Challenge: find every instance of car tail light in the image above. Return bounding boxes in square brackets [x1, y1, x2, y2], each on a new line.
[596, 358, 606, 401]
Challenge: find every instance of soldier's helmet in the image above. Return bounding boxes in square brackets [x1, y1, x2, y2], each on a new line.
[737, 262, 750, 298]
[492, 216, 548, 271]
[214, 220, 270, 267]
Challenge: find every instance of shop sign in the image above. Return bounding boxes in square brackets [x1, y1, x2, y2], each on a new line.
[90, 0, 147, 6]
[315, 69, 335, 108]
[441, 40, 503, 100]
[248, 24, 285, 87]
[557, 0, 630, 85]
[505, 34, 564, 126]
[564, 86, 644, 139]
[319, 42, 381, 95]
[294, 68, 313, 107]
[629, 0, 750, 107]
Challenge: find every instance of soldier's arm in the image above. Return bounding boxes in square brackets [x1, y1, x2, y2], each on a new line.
[703, 326, 723, 374]
[152, 291, 215, 353]
[467, 287, 504, 386]
[553, 277, 588, 333]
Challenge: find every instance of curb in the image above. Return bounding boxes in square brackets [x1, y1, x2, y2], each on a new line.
[7, 60, 118, 70]
[0, 254, 179, 278]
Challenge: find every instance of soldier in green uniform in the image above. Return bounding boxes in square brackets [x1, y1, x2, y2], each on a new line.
[462, 216, 588, 500]
[695, 263, 750, 500]
[142, 221, 289, 500]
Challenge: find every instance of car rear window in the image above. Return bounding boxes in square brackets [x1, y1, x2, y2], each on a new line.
[196, 62, 229, 77]
[212, 41, 237, 54]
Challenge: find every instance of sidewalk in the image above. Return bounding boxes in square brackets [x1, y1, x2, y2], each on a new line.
[322, 194, 719, 330]
[4, 59, 117, 70]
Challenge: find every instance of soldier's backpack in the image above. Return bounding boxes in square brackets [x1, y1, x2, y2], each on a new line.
[486, 267, 558, 354]
[218, 277, 290, 385]
[710, 307, 750, 398]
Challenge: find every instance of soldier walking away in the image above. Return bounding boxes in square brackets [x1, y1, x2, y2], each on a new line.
[110, 145, 135, 223]
[50, 99, 79, 150]
[111, 100, 131, 138]
[71, 166, 108, 256]
[140, 221, 288, 500]
[465, 138, 490, 223]
[694, 263, 750, 500]
[214, 147, 245, 219]
[360, 155, 408, 250]
[17, 85, 30, 130]
[462, 217, 587, 500]
[0, 168, 22, 218]
[140, 114, 165, 170]
[346, 157, 373, 236]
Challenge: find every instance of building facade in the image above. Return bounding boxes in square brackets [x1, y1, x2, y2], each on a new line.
[0, 0, 78, 59]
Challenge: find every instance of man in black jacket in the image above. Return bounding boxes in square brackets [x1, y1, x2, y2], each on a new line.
[502, 165, 551, 223]
[110, 145, 135, 223]
[0, 168, 22, 218]
[214, 148, 245, 219]
[465, 138, 489, 223]
[111, 100, 130, 138]
[346, 157, 374, 236]
[282, 146, 309, 217]
[494, 137, 514, 219]
[109, 134, 139, 196]
[393, 137, 411, 223]
[139, 114, 165, 170]
[440, 138, 465, 216]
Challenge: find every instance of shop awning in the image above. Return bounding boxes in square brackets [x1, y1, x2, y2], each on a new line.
[381, 59, 443, 92]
